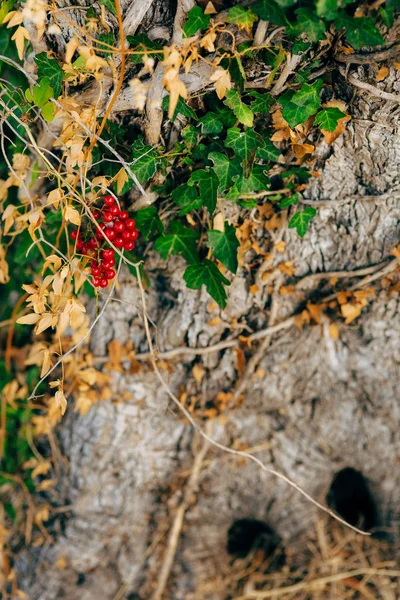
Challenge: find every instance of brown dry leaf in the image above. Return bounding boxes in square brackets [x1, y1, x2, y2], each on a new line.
[107, 339, 124, 370]
[115, 167, 129, 194]
[64, 204, 81, 227]
[204, 1, 217, 14]
[0, 245, 9, 284]
[2, 204, 17, 234]
[192, 364, 206, 384]
[200, 30, 216, 52]
[55, 557, 68, 569]
[34, 505, 50, 524]
[271, 110, 291, 141]
[329, 322, 339, 340]
[320, 102, 351, 145]
[46, 188, 64, 208]
[238, 335, 252, 349]
[292, 143, 315, 159]
[31, 461, 51, 479]
[129, 77, 148, 111]
[265, 213, 282, 231]
[376, 66, 389, 82]
[11, 26, 30, 60]
[278, 261, 296, 276]
[40, 349, 53, 378]
[249, 284, 259, 294]
[279, 285, 296, 295]
[393, 61, 400, 70]
[65, 36, 79, 64]
[340, 45, 355, 55]
[234, 348, 245, 377]
[213, 212, 225, 232]
[74, 394, 93, 416]
[293, 310, 310, 330]
[341, 301, 365, 324]
[275, 240, 286, 253]
[208, 317, 221, 326]
[210, 68, 232, 99]
[307, 302, 325, 324]
[3, 11, 24, 27]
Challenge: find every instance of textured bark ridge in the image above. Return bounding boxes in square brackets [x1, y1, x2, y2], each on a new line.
[16, 9, 400, 597]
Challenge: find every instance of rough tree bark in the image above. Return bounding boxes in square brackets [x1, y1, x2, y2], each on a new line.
[16, 2, 400, 599]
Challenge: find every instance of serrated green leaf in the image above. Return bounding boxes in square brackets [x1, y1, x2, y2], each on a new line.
[379, 6, 394, 28]
[279, 193, 299, 208]
[314, 107, 346, 132]
[198, 113, 223, 135]
[336, 14, 385, 50]
[162, 95, 197, 121]
[252, 0, 289, 26]
[208, 152, 242, 194]
[26, 77, 54, 108]
[292, 79, 323, 108]
[230, 165, 270, 197]
[248, 91, 274, 114]
[207, 222, 239, 274]
[135, 206, 164, 241]
[172, 184, 202, 215]
[225, 127, 260, 162]
[226, 6, 258, 30]
[295, 8, 326, 42]
[34, 53, 63, 98]
[279, 80, 322, 128]
[183, 259, 230, 308]
[188, 169, 219, 214]
[183, 6, 210, 37]
[154, 221, 200, 264]
[288, 207, 317, 237]
[316, 0, 338, 20]
[224, 89, 254, 127]
[41, 101, 55, 122]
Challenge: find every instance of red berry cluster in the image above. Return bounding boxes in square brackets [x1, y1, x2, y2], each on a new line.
[70, 195, 139, 288]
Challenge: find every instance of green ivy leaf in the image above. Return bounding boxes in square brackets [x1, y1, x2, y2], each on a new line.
[188, 169, 219, 214]
[183, 6, 210, 37]
[256, 139, 280, 162]
[154, 221, 200, 264]
[172, 184, 203, 215]
[183, 259, 230, 308]
[198, 113, 223, 135]
[208, 152, 242, 194]
[132, 146, 160, 185]
[316, 0, 339, 20]
[225, 127, 260, 162]
[135, 206, 164, 241]
[207, 222, 240, 274]
[162, 95, 197, 121]
[314, 107, 346, 132]
[279, 80, 322, 128]
[294, 8, 326, 42]
[34, 53, 63, 98]
[226, 6, 258, 30]
[41, 101, 55, 122]
[224, 89, 254, 127]
[25, 77, 54, 107]
[0, 0, 14, 23]
[292, 79, 323, 109]
[182, 125, 198, 148]
[248, 91, 274, 114]
[228, 165, 270, 199]
[288, 207, 317, 237]
[252, 0, 289, 26]
[336, 15, 385, 50]
[279, 193, 299, 208]
[127, 34, 163, 63]
[98, 0, 116, 15]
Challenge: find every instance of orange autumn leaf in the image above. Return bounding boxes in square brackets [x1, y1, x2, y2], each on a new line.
[376, 66, 389, 82]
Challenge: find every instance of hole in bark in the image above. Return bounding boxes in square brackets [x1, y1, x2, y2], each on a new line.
[226, 518, 281, 559]
[326, 467, 378, 532]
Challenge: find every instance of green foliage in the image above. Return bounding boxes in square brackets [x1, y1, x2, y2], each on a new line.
[25, 77, 55, 121]
[132, 142, 160, 185]
[162, 95, 197, 121]
[135, 206, 164, 241]
[279, 80, 322, 128]
[98, 0, 116, 16]
[294, 8, 326, 42]
[183, 6, 210, 37]
[225, 127, 260, 162]
[172, 184, 203, 215]
[154, 221, 200, 264]
[207, 222, 239, 274]
[288, 207, 317, 237]
[34, 52, 63, 98]
[336, 14, 384, 49]
[226, 6, 258, 30]
[252, 0, 288, 26]
[184, 259, 230, 309]
[314, 107, 346, 132]
[127, 34, 163, 63]
[208, 152, 242, 194]
[224, 89, 254, 127]
[188, 169, 219, 214]
[248, 91, 274, 114]
[198, 113, 223, 135]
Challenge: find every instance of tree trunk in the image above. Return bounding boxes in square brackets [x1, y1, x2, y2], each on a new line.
[16, 2, 400, 599]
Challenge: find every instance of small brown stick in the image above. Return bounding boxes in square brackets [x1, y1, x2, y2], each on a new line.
[151, 430, 210, 600]
[336, 44, 400, 65]
[296, 259, 391, 290]
[339, 67, 400, 103]
[271, 53, 303, 96]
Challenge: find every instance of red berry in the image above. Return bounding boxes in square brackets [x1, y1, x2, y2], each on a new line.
[101, 257, 116, 269]
[125, 218, 136, 229]
[95, 228, 105, 240]
[81, 244, 88, 255]
[115, 236, 124, 248]
[99, 278, 108, 288]
[92, 277, 101, 287]
[130, 229, 139, 241]
[104, 195, 115, 206]
[114, 220, 125, 233]
[88, 237, 99, 249]
[92, 209, 101, 220]
[105, 269, 116, 279]
[101, 248, 114, 260]
[122, 229, 133, 241]
[118, 210, 128, 220]
[124, 240, 135, 251]
[70, 229, 78, 240]
[91, 264, 102, 277]
[106, 229, 116, 241]
[76, 239, 84, 250]
[109, 205, 119, 216]
[86, 248, 97, 258]
[103, 211, 114, 223]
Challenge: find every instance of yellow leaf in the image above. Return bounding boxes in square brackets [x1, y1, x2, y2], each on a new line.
[115, 167, 129, 194]
[329, 322, 339, 340]
[11, 26, 30, 60]
[31, 461, 51, 479]
[210, 68, 232, 99]
[204, 2, 217, 14]
[16, 313, 41, 325]
[129, 77, 148, 111]
[192, 364, 206, 384]
[64, 204, 81, 226]
[40, 349, 53, 378]
[55, 390, 67, 415]
[46, 188, 64, 208]
[3, 11, 24, 27]
[65, 36, 80, 64]
[292, 143, 314, 159]
[376, 66, 389, 82]
[35, 312, 57, 335]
